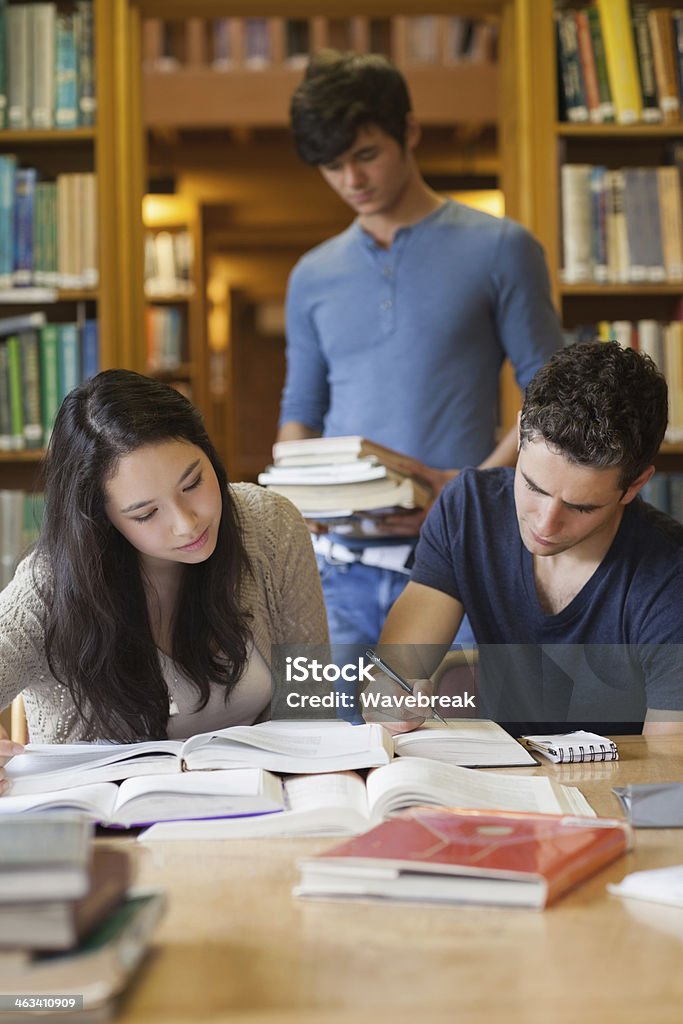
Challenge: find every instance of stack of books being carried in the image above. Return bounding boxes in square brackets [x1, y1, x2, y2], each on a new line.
[258, 436, 432, 524]
[0, 814, 165, 1019]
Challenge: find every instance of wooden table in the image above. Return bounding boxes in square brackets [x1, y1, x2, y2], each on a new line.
[116, 736, 683, 1024]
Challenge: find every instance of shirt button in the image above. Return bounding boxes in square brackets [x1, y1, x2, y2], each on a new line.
[381, 299, 393, 311]
[382, 266, 393, 279]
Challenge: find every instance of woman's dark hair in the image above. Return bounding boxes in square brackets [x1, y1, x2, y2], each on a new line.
[290, 50, 412, 165]
[35, 370, 252, 741]
[520, 341, 668, 490]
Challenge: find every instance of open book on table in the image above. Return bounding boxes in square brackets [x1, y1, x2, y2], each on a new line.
[0, 768, 285, 829]
[139, 755, 595, 841]
[4, 721, 393, 797]
[393, 720, 537, 767]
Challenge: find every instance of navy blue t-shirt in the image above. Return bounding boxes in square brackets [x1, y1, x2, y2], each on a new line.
[412, 468, 683, 731]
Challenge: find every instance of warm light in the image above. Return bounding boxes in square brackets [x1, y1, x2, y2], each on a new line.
[448, 189, 505, 217]
[142, 194, 194, 228]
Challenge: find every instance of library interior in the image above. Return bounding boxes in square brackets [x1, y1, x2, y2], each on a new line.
[0, 2, 683, 1022]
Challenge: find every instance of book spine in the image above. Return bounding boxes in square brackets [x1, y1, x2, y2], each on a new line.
[57, 322, 80, 400]
[39, 323, 59, 443]
[605, 168, 630, 283]
[546, 826, 629, 905]
[0, 156, 15, 290]
[672, 10, 683, 118]
[657, 165, 683, 280]
[0, 340, 11, 450]
[5, 335, 25, 450]
[560, 164, 593, 282]
[0, 2, 8, 131]
[55, 12, 78, 129]
[13, 168, 36, 288]
[648, 8, 680, 123]
[642, 166, 665, 282]
[587, 6, 615, 122]
[18, 329, 42, 448]
[75, 1, 95, 126]
[556, 12, 588, 123]
[575, 10, 602, 122]
[589, 165, 609, 283]
[631, 1, 663, 123]
[7, 5, 30, 130]
[622, 167, 648, 282]
[30, 3, 56, 130]
[81, 319, 98, 379]
[597, 0, 643, 123]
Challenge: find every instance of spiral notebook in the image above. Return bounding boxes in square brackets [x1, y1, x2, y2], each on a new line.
[521, 731, 619, 764]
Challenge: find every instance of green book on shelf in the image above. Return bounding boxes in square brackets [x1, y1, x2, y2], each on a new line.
[39, 323, 60, 444]
[5, 334, 25, 450]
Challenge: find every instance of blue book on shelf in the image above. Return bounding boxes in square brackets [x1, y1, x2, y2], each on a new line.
[55, 12, 78, 129]
[13, 167, 37, 288]
[81, 319, 98, 380]
[58, 322, 81, 399]
[0, 154, 16, 289]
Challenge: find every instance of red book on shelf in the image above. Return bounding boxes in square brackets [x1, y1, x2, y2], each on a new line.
[296, 807, 631, 909]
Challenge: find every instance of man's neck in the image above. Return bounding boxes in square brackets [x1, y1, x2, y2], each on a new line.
[358, 181, 444, 249]
[532, 510, 625, 615]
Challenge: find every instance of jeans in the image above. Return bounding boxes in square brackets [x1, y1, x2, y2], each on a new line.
[315, 554, 475, 648]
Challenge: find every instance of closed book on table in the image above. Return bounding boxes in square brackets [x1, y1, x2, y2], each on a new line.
[0, 847, 131, 950]
[295, 807, 632, 908]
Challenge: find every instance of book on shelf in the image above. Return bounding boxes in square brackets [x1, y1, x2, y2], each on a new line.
[0, 767, 286, 829]
[522, 731, 618, 764]
[556, 11, 588, 124]
[586, 5, 615, 123]
[0, 891, 166, 1013]
[595, 0, 642, 124]
[0, 847, 131, 951]
[631, 2, 662, 123]
[4, 721, 394, 796]
[0, 812, 93, 902]
[140, 755, 596, 842]
[647, 7, 680, 124]
[294, 807, 632, 909]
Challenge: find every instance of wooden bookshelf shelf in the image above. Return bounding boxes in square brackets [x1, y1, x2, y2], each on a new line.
[148, 362, 194, 380]
[561, 284, 683, 296]
[0, 450, 44, 463]
[557, 123, 683, 138]
[144, 290, 194, 303]
[0, 128, 97, 146]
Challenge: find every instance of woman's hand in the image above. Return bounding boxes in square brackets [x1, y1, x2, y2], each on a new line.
[0, 723, 24, 794]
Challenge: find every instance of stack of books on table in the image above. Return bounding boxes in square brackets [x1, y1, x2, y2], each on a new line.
[258, 436, 432, 523]
[0, 814, 165, 1020]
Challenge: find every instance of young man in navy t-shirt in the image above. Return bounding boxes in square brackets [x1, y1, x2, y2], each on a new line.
[374, 343, 683, 736]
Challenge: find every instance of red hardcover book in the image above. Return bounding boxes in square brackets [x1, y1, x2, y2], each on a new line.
[296, 807, 631, 909]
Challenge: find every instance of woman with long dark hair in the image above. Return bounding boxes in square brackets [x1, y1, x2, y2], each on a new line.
[0, 369, 327, 774]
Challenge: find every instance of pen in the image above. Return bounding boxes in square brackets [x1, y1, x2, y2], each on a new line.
[365, 649, 449, 727]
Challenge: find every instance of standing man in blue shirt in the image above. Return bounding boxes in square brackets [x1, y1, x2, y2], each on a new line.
[278, 50, 563, 646]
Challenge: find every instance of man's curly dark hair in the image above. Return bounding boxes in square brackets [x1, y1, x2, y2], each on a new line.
[520, 341, 668, 490]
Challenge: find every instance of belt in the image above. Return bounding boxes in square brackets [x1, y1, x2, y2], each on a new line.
[313, 535, 415, 574]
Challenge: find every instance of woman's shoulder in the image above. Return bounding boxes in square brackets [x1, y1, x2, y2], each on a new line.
[230, 483, 305, 534]
[0, 549, 48, 612]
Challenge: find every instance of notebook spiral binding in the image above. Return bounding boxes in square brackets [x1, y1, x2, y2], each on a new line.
[558, 742, 618, 763]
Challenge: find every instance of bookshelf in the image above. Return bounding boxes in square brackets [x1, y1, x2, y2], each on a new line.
[142, 192, 207, 412]
[513, 0, 683, 491]
[0, 0, 146, 492]
[141, 14, 499, 129]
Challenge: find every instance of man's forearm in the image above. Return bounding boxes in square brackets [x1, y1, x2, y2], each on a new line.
[276, 421, 322, 443]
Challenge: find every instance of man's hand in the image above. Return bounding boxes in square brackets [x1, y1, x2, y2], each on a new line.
[0, 722, 24, 794]
[361, 671, 435, 736]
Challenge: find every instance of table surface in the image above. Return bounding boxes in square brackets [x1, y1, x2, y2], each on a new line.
[112, 735, 683, 1024]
